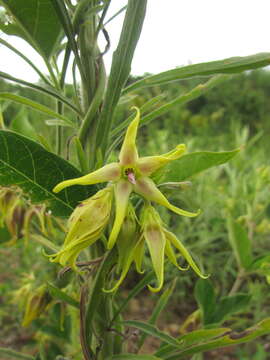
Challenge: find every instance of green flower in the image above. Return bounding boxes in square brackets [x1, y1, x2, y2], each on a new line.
[53, 107, 200, 250]
[104, 204, 207, 293]
[49, 187, 113, 268]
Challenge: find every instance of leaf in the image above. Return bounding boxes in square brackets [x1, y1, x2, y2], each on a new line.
[0, 71, 81, 116]
[10, 108, 38, 141]
[138, 281, 176, 350]
[95, 0, 147, 154]
[123, 53, 270, 93]
[106, 355, 161, 360]
[111, 271, 155, 324]
[1, 0, 62, 59]
[121, 320, 181, 347]
[0, 93, 74, 126]
[194, 279, 216, 326]
[213, 294, 251, 324]
[162, 149, 240, 182]
[0, 130, 95, 217]
[227, 215, 253, 269]
[45, 119, 75, 128]
[47, 282, 79, 309]
[155, 328, 229, 358]
[164, 318, 270, 359]
[0, 346, 34, 359]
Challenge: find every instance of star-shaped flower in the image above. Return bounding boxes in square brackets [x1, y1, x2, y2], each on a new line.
[53, 107, 200, 250]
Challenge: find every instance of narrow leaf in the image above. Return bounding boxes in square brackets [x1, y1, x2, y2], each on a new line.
[45, 119, 75, 128]
[0, 346, 34, 359]
[213, 294, 251, 324]
[124, 53, 270, 93]
[121, 320, 181, 347]
[0, 130, 95, 217]
[162, 149, 240, 183]
[195, 279, 216, 326]
[227, 215, 253, 269]
[138, 281, 176, 349]
[0, 71, 81, 116]
[0, 93, 74, 126]
[155, 328, 229, 358]
[106, 355, 161, 360]
[165, 318, 270, 359]
[95, 0, 147, 155]
[47, 282, 79, 309]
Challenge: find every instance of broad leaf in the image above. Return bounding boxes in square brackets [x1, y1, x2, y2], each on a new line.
[227, 215, 253, 269]
[0, 130, 95, 217]
[124, 53, 270, 93]
[1, 0, 62, 59]
[162, 149, 240, 182]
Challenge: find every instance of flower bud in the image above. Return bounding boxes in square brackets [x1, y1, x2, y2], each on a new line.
[49, 187, 113, 268]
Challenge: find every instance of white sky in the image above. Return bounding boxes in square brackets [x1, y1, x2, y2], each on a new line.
[0, 0, 270, 82]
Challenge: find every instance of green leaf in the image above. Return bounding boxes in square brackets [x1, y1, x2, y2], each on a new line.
[0, 71, 81, 116]
[227, 215, 253, 269]
[45, 119, 75, 128]
[0, 346, 34, 359]
[155, 328, 229, 358]
[111, 271, 155, 325]
[138, 281, 176, 350]
[213, 294, 251, 324]
[121, 320, 181, 347]
[10, 108, 38, 141]
[162, 149, 240, 182]
[0, 93, 74, 126]
[1, 0, 62, 59]
[165, 318, 270, 359]
[47, 282, 79, 309]
[123, 53, 270, 93]
[95, 0, 147, 155]
[0, 130, 95, 217]
[106, 355, 161, 360]
[194, 279, 216, 326]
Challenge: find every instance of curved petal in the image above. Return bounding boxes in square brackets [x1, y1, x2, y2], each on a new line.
[107, 180, 132, 249]
[164, 229, 208, 279]
[53, 163, 121, 193]
[134, 177, 200, 217]
[144, 224, 166, 292]
[137, 144, 186, 176]
[119, 107, 140, 165]
[165, 238, 189, 271]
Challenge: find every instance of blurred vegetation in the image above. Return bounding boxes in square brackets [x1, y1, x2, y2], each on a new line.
[1, 69, 270, 359]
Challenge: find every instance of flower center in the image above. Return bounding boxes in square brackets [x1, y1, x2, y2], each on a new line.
[124, 167, 136, 185]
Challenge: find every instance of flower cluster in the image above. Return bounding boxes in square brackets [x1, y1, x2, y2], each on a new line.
[51, 107, 206, 291]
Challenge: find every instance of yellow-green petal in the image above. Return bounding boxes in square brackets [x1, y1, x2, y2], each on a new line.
[103, 248, 134, 293]
[134, 177, 200, 217]
[144, 223, 166, 292]
[119, 107, 140, 165]
[164, 229, 208, 279]
[165, 238, 189, 271]
[137, 144, 186, 176]
[53, 163, 121, 193]
[107, 180, 132, 249]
